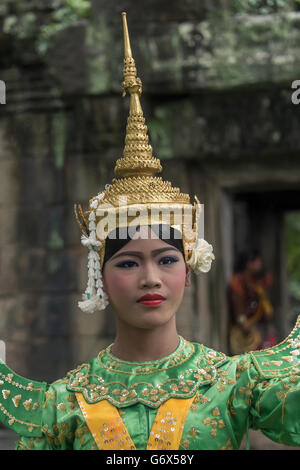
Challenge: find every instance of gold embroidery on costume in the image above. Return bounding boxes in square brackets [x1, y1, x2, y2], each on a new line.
[202, 407, 226, 438]
[76, 392, 196, 450]
[147, 396, 195, 450]
[220, 438, 234, 450]
[76, 393, 136, 450]
[250, 316, 300, 377]
[67, 340, 227, 408]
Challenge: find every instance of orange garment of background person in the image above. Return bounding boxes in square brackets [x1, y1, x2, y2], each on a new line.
[229, 268, 276, 354]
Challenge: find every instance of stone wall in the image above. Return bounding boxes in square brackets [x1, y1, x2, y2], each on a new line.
[0, 0, 300, 386]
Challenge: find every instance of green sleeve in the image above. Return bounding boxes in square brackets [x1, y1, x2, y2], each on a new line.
[15, 434, 55, 450]
[0, 359, 46, 437]
[249, 316, 300, 446]
[250, 373, 300, 446]
[15, 379, 79, 450]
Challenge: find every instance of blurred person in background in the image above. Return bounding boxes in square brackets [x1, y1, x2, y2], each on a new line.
[228, 249, 276, 354]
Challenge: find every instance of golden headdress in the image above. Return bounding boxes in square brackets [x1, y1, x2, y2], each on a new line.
[74, 13, 215, 313]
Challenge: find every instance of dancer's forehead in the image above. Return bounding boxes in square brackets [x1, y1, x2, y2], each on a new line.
[107, 237, 181, 261]
[102, 224, 185, 267]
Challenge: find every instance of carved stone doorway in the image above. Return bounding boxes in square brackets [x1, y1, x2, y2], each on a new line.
[222, 189, 300, 345]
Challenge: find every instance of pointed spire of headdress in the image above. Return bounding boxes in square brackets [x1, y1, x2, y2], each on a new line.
[114, 12, 162, 178]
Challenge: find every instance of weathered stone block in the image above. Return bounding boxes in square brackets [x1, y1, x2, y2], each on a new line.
[26, 336, 74, 382]
[71, 336, 111, 366]
[0, 158, 20, 205]
[18, 157, 65, 205]
[5, 113, 50, 160]
[176, 284, 195, 340]
[0, 246, 19, 294]
[70, 293, 107, 337]
[0, 208, 18, 246]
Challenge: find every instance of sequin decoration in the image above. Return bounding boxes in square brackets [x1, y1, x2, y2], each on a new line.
[76, 392, 196, 450]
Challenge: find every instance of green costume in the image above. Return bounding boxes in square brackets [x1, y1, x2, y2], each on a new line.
[0, 316, 299, 450]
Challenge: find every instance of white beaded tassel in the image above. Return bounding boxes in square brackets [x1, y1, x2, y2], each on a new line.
[78, 193, 109, 313]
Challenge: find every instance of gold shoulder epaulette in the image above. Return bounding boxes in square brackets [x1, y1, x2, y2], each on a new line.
[250, 315, 300, 378]
[0, 360, 47, 437]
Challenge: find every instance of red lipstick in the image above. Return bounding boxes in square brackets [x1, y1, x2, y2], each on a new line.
[137, 293, 166, 307]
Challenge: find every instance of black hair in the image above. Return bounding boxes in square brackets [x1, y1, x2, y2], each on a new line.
[102, 225, 185, 268]
[234, 248, 261, 273]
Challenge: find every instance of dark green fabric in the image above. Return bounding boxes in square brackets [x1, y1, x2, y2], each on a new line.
[0, 359, 47, 437]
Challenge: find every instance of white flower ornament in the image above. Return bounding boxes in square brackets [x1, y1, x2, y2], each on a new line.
[78, 195, 109, 314]
[187, 238, 215, 274]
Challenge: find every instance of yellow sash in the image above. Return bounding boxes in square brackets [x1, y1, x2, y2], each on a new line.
[76, 392, 196, 450]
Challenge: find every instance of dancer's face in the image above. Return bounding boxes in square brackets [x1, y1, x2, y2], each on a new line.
[103, 228, 190, 331]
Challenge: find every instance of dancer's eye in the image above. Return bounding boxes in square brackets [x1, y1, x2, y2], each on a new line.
[115, 260, 138, 269]
[158, 256, 179, 266]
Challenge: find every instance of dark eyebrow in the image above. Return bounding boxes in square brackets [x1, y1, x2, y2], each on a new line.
[110, 247, 179, 261]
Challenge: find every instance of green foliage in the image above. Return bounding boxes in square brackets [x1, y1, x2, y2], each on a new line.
[228, 0, 291, 15]
[1, 0, 91, 56]
[37, 0, 91, 55]
[285, 212, 300, 300]
[3, 12, 37, 39]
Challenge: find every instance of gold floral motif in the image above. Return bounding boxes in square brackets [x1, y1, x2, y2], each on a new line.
[67, 341, 227, 407]
[218, 420, 226, 429]
[181, 439, 190, 449]
[0, 371, 44, 392]
[150, 395, 159, 402]
[271, 361, 283, 367]
[282, 357, 293, 362]
[289, 375, 299, 383]
[12, 395, 22, 407]
[277, 391, 285, 400]
[250, 316, 300, 378]
[202, 407, 226, 438]
[2, 390, 10, 399]
[67, 393, 76, 402]
[52, 423, 59, 434]
[45, 391, 55, 401]
[23, 399, 32, 411]
[212, 407, 220, 417]
[198, 393, 210, 405]
[220, 438, 234, 450]
[188, 427, 198, 437]
[220, 371, 229, 377]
